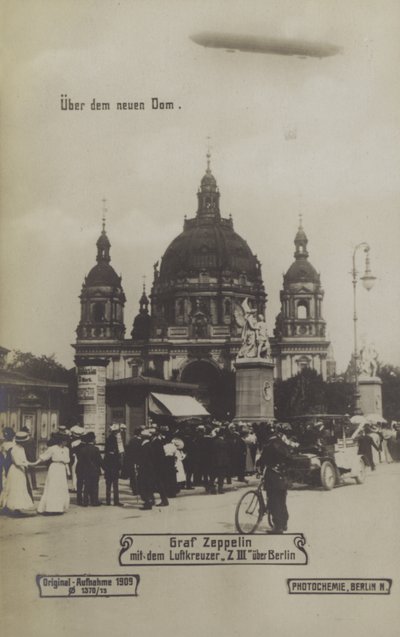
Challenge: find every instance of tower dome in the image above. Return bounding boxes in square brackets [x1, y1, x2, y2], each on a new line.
[151, 153, 266, 338]
[76, 217, 126, 341]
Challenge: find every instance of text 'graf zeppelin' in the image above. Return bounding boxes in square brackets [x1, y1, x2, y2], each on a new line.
[119, 534, 308, 566]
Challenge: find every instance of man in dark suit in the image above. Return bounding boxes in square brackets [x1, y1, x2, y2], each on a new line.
[150, 427, 169, 506]
[78, 432, 103, 506]
[259, 423, 295, 534]
[210, 428, 230, 494]
[124, 428, 142, 495]
[137, 429, 156, 510]
[104, 424, 124, 506]
[197, 425, 213, 492]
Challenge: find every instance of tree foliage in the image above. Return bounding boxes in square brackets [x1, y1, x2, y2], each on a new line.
[1, 350, 78, 424]
[378, 364, 400, 423]
[274, 369, 353, 420]
[2, 350, 71, 382]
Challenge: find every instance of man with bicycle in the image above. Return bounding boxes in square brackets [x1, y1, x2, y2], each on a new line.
[258, 422, 298, 534]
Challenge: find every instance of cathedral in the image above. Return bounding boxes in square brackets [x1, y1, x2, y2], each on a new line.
[74, 154, 335, 424]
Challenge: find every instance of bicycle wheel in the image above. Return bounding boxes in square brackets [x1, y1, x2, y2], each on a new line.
[235, 490, 264, 534]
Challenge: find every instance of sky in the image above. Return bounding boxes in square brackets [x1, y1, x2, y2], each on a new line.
[1, 0, 399, 373]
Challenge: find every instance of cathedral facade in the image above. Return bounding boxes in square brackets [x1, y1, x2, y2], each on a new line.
[74, 156, 334, 422]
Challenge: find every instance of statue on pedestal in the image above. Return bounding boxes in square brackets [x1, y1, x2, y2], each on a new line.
[235, 298, 271, 360]
[359, 341, 379, 378]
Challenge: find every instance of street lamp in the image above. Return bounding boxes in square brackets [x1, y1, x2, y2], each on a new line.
[352, 243, 376, 414]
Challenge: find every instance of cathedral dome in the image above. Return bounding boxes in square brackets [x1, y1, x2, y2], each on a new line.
[158, 155, 260, 282]
[159, 219, 259, 281]
[150, 154, 266, 339]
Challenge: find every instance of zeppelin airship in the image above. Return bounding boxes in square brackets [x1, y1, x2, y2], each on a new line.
[190, 32, 342, 59]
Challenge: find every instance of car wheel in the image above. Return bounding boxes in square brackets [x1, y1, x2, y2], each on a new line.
[320, 460, 336, 490]
[354, 458, 366, 484]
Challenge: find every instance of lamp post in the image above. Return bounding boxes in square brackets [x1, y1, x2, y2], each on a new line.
[351, 243, 376, 414]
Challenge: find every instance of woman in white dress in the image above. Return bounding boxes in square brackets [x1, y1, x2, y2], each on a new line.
[0, 431, 36, 515]
[35, 433, 71, 514]
[172, 437, 187, 486]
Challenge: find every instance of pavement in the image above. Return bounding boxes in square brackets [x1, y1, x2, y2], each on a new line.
[1, 462, 399, 637]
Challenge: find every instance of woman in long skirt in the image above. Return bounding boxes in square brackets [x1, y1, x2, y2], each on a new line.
[0, 431, 36, 515]
[35, 433, 70, 514]
[0, 427, 15, 495]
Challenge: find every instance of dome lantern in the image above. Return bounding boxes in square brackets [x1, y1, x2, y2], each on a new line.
[294, 214, 309, 259]
[197, 150, 221, 220]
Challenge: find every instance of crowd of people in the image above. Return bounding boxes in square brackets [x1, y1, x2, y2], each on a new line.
[0, 420, 260, 516]
[1, 417, 399, 527]
[352, 421, 400, 468]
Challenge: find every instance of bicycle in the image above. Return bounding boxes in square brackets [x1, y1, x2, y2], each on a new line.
[234, 469, 275, 534]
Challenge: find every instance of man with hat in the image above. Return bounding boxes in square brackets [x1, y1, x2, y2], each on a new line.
[103, 424, 124, 506]
[137, 429, 156, 510]
[259, 422, 296, 534]
[124, 427, 142, 495]
[150, 425, 169, 506]
[209, 427, 230, 494]
[356, 424, 380, 471]
[78, 432, 103, 506]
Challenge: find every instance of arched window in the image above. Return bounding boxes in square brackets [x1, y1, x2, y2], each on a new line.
[297, 301, 308, 319]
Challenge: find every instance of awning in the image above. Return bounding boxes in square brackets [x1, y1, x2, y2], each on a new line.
[149, 392, 209, 418]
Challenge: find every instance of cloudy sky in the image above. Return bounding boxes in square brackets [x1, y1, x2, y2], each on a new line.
[1, 0, 399, 372]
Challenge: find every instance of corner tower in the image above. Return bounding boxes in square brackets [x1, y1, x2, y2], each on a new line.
[272, 217, 335, 380]
[76, 216, 126, 345]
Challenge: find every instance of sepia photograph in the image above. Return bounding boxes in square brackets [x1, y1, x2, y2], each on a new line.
[1, 1, 399, 636]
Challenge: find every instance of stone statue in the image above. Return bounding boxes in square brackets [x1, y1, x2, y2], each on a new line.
[235, 298, 271, 359]
[255, 314, 271, 359]
[359, 342, 379, 377]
